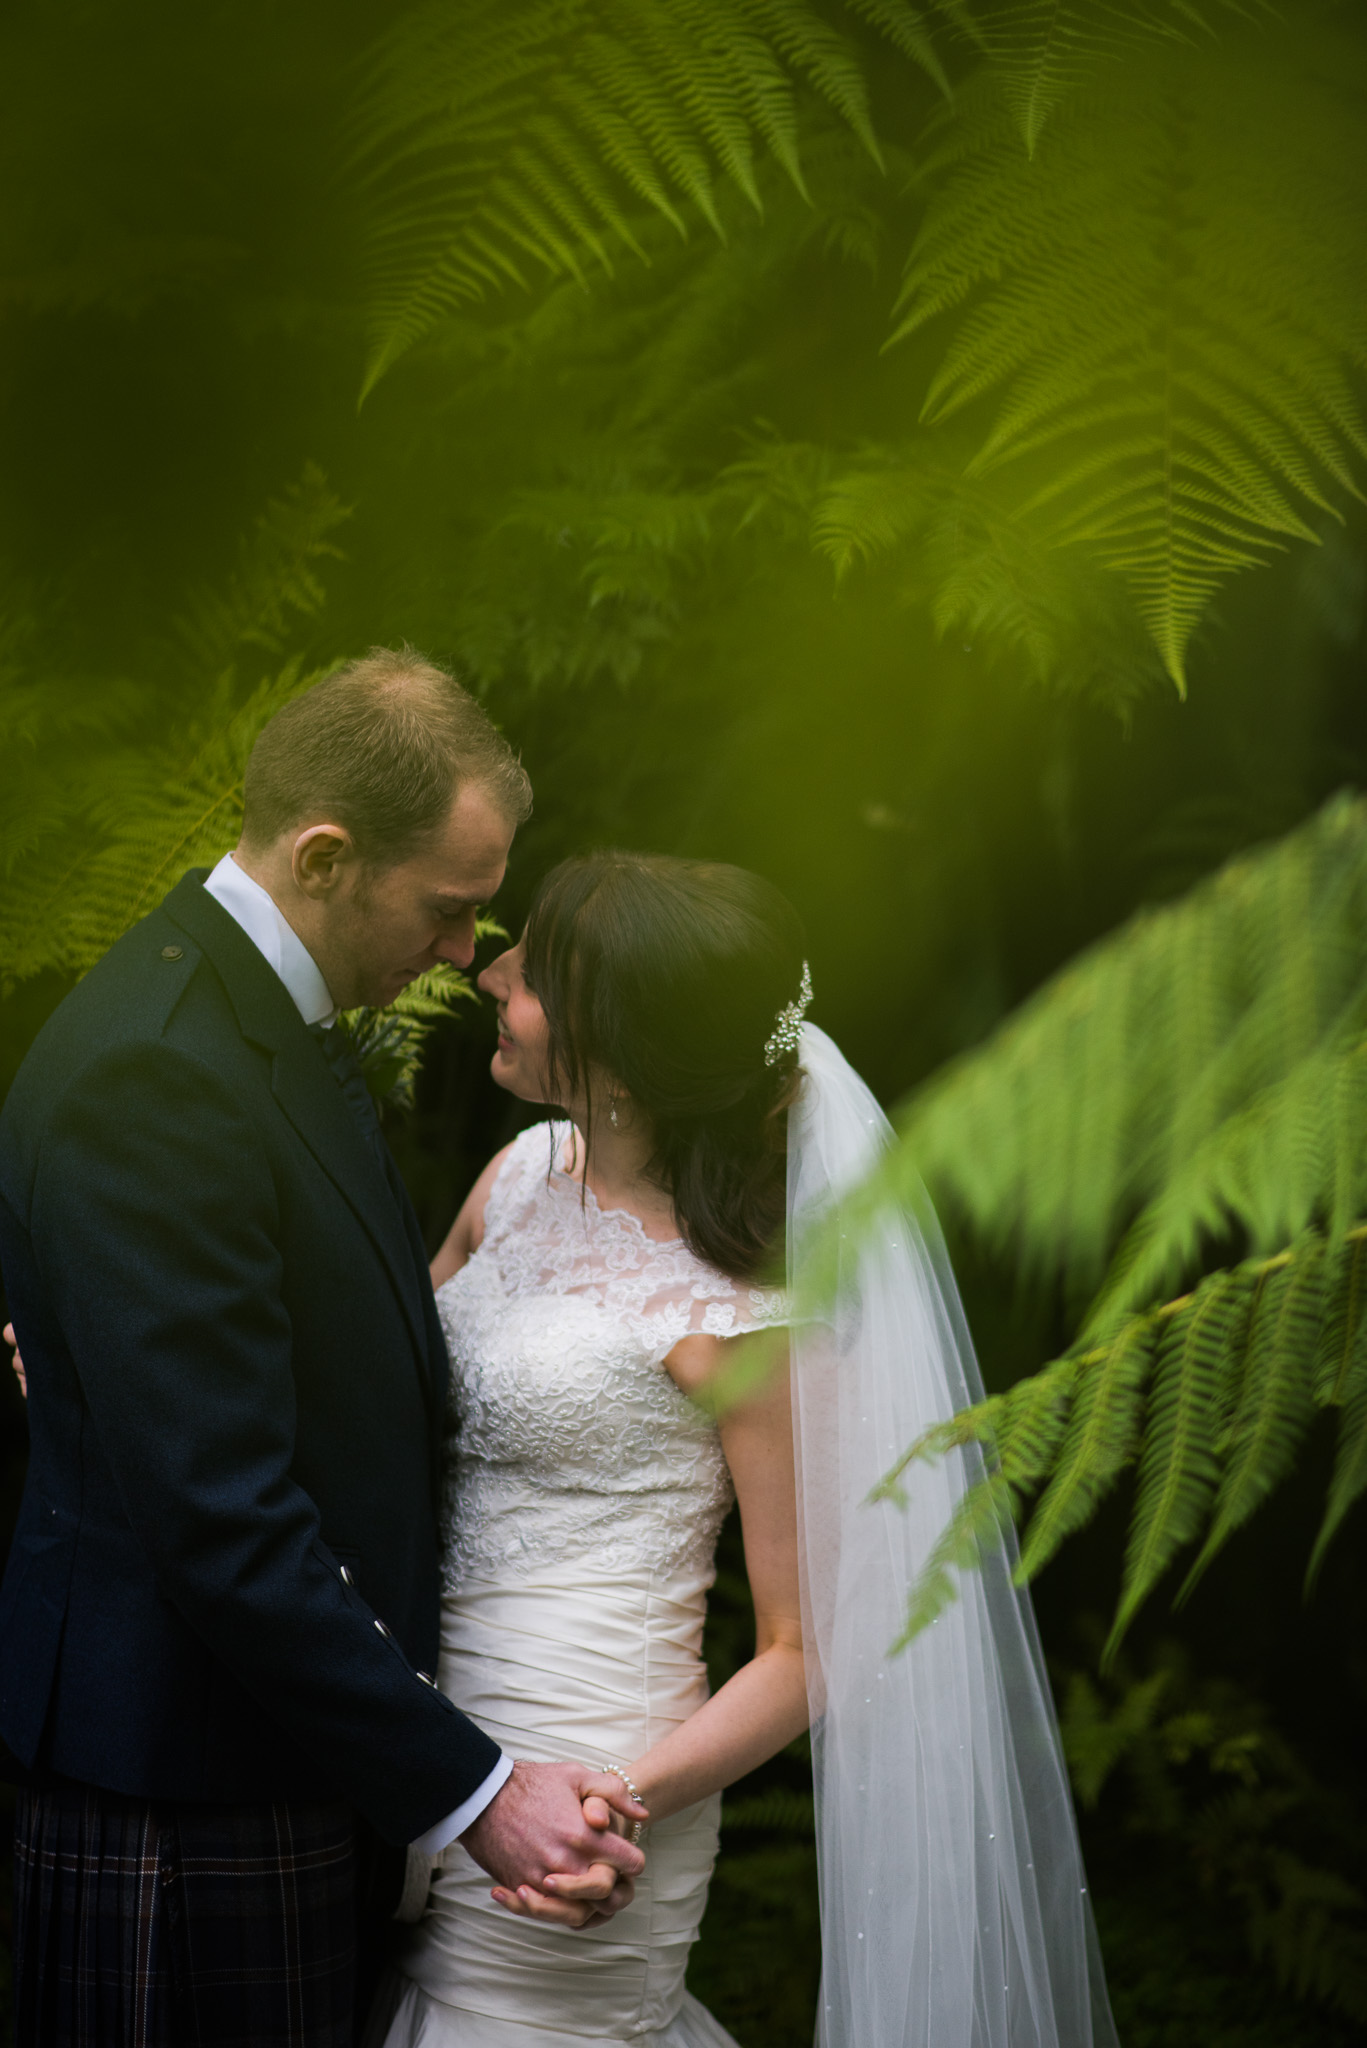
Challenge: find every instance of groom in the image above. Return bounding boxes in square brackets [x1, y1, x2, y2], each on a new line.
[0, 648, 646, 2045]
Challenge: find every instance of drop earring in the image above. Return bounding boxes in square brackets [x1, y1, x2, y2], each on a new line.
[608, 1097, 621, 1129]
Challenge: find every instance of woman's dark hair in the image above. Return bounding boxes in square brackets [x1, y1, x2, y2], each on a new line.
[523, 851, 808, 1282]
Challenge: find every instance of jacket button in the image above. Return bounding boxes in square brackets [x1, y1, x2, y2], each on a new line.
[160, 945, 184, 962]
[374, 1619, 392, 1640]
[416, 1670, 437, 1687]
[340, 1566, 354, 1586]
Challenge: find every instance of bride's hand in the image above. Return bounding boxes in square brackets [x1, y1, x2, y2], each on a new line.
[3, 1324, 24, 1400]
[464, 1760, 647, 1931]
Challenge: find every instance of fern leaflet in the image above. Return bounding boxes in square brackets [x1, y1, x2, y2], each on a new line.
[885, 25, 1367, 684]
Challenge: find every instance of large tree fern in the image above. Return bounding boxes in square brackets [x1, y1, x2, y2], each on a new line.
[868, 795, 1367, 1650]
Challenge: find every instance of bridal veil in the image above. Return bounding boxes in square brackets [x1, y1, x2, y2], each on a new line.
[786, 1025, 1118, 2048]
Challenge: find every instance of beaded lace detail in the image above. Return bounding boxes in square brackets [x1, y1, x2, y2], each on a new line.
[435, 1122, 788, 1586]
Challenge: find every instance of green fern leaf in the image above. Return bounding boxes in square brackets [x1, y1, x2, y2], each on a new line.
[340, 964, 477, 1112]
[1017, 1317, 1155, 1579]
[1177, 1240, 1323, 1599]
[1105, 1267, 1254, 1660]
[888, 24, 1367, 683]
[168, 464, 350, 680]
[340, 918, 505, 1111]
[352, 0, 935, 396]
[882, 1355, 1076, 1641]
[1314, 1231, 1367, 1410]
[1247, 1850, 1367, 2024]
[970, 0, 1272, 154]
[1307, 1333, 1367, 1587]
[893, 795, 1367, 1326]
[814, 437, 1162, 697]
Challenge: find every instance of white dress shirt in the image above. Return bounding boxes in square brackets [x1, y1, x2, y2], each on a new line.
[202, 852, 512, 1854]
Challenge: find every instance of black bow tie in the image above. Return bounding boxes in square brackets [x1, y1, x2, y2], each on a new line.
[309, 1022, 386, 1167]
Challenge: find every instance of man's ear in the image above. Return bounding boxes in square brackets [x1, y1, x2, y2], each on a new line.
[292, 824, 355, 899]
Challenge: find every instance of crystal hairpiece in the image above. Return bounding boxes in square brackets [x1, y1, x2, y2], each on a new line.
[764, 961, 813, 1067]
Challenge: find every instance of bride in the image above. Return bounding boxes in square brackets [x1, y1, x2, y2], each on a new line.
[371, 850, 1117, 2048]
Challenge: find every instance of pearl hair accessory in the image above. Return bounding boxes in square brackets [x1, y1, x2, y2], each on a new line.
[763, 961, 814, 1067]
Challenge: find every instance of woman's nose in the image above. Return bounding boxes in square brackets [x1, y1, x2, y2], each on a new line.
[478, 951, 511, 996]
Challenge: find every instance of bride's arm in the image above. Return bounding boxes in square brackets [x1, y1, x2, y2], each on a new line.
[624, 1334, 808, 1824]
[429, 1143, 514, 1288]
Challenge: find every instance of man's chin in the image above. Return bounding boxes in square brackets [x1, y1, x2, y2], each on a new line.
[360, 969, 423, 1008]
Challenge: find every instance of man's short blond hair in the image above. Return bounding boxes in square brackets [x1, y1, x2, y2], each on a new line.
[241, 647, 532, 865]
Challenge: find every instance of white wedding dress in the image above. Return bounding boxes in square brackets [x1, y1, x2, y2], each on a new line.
[378, 1121, 787, 2047]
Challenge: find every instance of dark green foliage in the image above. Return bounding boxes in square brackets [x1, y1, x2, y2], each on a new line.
[967, 0, 1270, 155]
[0, 468, 349, 992]
[347, 0, 1365, 686]
[896, 795, 1367, 1321]
[868, 798, 1367, 1654]
[1057, 1637, 1367, 2030]
[341, 966, 478, 1112]
[880, 20, 1367, 688]
[341, 917, 506, 1111]
[889, 1220, 1367, 1655]
[352, 0, 916, 395]
[1, 4, 1366, 2037]
[1016, 1321, 1153, 1578]
[1110, 1266, 1251, 1650]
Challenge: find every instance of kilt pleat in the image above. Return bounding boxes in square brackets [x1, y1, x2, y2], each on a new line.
[14, 1784, 359, 2048]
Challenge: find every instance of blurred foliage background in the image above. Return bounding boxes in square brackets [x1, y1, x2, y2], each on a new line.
[2, 0, 1366, 2040]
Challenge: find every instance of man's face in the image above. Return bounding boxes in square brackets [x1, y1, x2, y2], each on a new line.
[304, 782, 515, 1009]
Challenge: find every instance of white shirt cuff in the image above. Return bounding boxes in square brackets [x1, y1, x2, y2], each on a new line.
[411, 1752, 513, 1856]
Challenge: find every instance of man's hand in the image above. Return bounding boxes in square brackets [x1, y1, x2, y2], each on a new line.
[461, 1760, 648, 1930]
[3, 1324, 24, 1400]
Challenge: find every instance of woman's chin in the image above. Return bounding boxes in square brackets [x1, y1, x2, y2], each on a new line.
[489, 1047, 520, 1094]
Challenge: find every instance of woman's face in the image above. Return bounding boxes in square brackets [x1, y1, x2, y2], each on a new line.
[478, 934, 555, 1103]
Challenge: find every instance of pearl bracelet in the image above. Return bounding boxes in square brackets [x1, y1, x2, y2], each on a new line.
[600, 1765, 646, 1845]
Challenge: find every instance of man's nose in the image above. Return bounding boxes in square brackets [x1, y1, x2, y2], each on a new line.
[435, 933, 476, 970]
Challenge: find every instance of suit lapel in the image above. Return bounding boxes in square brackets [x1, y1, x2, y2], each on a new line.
[162, 874, 437, 1386]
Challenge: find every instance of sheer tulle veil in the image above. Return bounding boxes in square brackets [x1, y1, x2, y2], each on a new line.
[786, 1025, 1118, 2048]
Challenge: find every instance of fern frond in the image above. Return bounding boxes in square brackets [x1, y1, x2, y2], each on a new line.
[969, 0, 1270, 153]
[1016, 1318, 1155, 1579]
[1178, 1244, 1322, 1598]
[1246, 1851, 1367, 2024]
[879, 1355, 1077, 1640]
[0, 661, 327, 990]
[815, 437, 1163, 698]
[893, 794, 1367, 1321]
[888, 26, 1367, 682]
[340, 916, 505, 1111]
[1105, 1268, 1251, 1658]
[886, 1219, 1367, 1650]
[351, 0, 948, 395]
[1307, 1333, 1367, 1588]
[168, 464, 350, 680]
[0, 471, 351, 991]
[341, 962, 480, 1112]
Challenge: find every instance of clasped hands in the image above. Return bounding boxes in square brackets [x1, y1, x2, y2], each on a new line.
[3, 1329, 645, 1931]
[461, 1758, 648, 1930]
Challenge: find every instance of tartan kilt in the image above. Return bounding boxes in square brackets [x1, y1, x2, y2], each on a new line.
[13, 1782, 360, 2048]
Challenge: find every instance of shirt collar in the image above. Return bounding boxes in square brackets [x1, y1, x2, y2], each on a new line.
[203, 852, 339, 1028]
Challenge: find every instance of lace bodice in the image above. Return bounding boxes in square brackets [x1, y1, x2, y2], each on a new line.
[434, 1122, 788, 1586]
